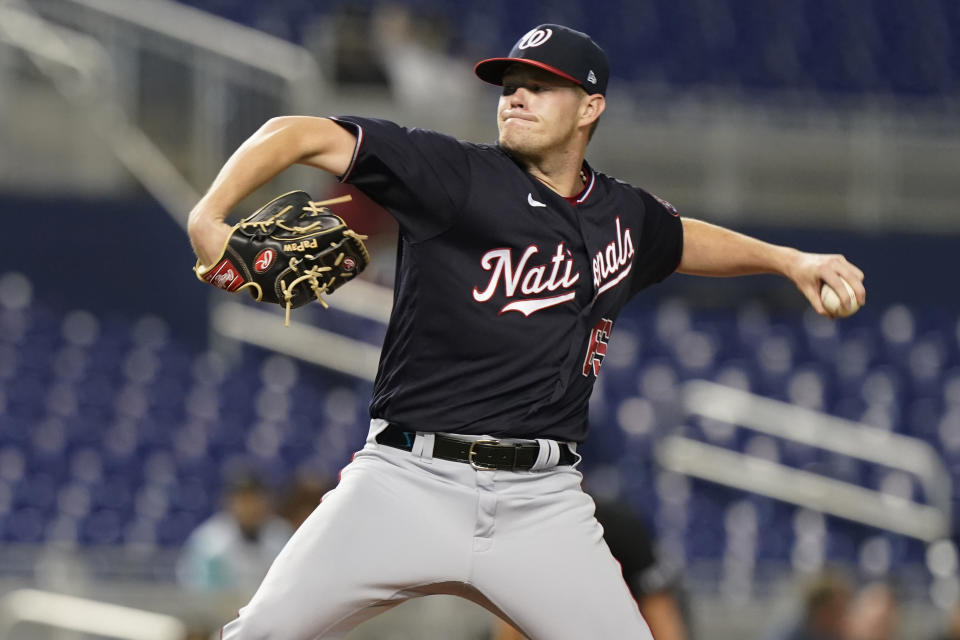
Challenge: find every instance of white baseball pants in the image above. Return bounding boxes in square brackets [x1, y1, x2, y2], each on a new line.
[221, 420, 653, 640]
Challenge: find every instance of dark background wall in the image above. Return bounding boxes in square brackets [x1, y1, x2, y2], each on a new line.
[2, 193, 209, 347]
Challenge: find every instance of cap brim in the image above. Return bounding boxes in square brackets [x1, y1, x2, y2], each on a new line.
[473, 57, 582, 88]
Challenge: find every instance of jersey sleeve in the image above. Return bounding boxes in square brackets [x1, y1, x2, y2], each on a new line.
[629, 188, 684, 294]
[330, 116, 470, 242]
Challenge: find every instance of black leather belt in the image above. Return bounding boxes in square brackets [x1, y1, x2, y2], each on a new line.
[375, 424, 577, 471]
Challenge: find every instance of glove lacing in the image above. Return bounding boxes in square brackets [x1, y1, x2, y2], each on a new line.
[278, 229, 368, 326]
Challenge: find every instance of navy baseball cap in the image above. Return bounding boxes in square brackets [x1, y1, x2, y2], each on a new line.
[474, 24, 609, 96]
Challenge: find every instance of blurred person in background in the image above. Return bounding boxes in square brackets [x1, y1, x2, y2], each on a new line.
[277, 473, 335, 530]
[491, 498, 690, 640]
[371, 4, 479, 117]
[766, 572, 852, 640]
[177, 471, 292, 593]
[930, 600, 960, 640]
[326, 4, 389, 88]
[845, 582, 900, 640]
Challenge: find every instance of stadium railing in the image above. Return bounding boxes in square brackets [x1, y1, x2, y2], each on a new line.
[659, 378, 951, 541]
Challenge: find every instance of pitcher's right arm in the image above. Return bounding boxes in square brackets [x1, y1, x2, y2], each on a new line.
[187, 116, 357, 267]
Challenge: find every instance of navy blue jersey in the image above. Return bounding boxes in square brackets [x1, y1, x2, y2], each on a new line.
[331, 116, 682, 442]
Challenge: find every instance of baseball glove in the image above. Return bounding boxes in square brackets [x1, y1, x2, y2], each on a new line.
[194, 191, 369, 326]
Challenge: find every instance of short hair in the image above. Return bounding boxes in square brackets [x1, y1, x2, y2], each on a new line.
[223, 468, 268, 496]
[803, 573, 852, 617]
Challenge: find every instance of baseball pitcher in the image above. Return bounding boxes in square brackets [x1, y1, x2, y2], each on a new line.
[189, 24, 866, 640]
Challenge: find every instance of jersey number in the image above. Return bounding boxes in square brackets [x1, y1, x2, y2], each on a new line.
[582, 318, 613, 377]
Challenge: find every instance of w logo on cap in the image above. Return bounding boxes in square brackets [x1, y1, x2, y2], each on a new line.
[587, 70, 597, 84]
[518, 27, 553, 49]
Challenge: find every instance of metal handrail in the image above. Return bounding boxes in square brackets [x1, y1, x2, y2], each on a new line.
[65, 0, 320, 83]
[656, 379, 952, 542]
[212, 300, 384, 381]
[0, 589, 186, 640]
[3, 0, 392, 377]
[0, 0, 202, 224]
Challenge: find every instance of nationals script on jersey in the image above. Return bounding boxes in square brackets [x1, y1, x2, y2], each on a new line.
[331, 116, 683, 442]
[472, 242, 580, 316]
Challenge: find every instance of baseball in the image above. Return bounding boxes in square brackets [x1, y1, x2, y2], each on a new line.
[820, 278, 859, 317]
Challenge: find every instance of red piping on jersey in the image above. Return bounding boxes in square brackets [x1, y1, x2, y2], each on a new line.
[577, 169, 596, 204]
[563, 168, 595, 206]
[332, 118, 363, 183]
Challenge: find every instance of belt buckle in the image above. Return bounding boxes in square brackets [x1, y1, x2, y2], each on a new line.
[468, 439, 501, 471]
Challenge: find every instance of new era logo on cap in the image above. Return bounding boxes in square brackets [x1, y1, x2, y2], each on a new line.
[474, 24, 610, 96]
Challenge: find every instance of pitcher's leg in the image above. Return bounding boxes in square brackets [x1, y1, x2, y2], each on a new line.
[472, 469, 653, 640]
[222, 448, 475, 640]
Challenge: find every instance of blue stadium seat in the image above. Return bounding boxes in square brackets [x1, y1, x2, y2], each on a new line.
[905, 396, 942, 443]
[5, 290, 957, 592]
[80, 509, 124, 545]
[4, 508, 45, 543]
[173, 0, 960, 98]
[169, 477, 211, 514]
[91, 477, 134, 512]
[22, 451, 67, 489]
[156, 511, 204, 547]
[13, 474, 58, 512]
[907, 335, 948, 397]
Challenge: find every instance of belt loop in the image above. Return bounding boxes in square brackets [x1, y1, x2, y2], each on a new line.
[530, 439, 560, 471]
[413, 432, 435, 462]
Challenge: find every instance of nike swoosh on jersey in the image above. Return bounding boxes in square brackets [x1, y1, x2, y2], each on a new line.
[527, 193, 547, 208]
